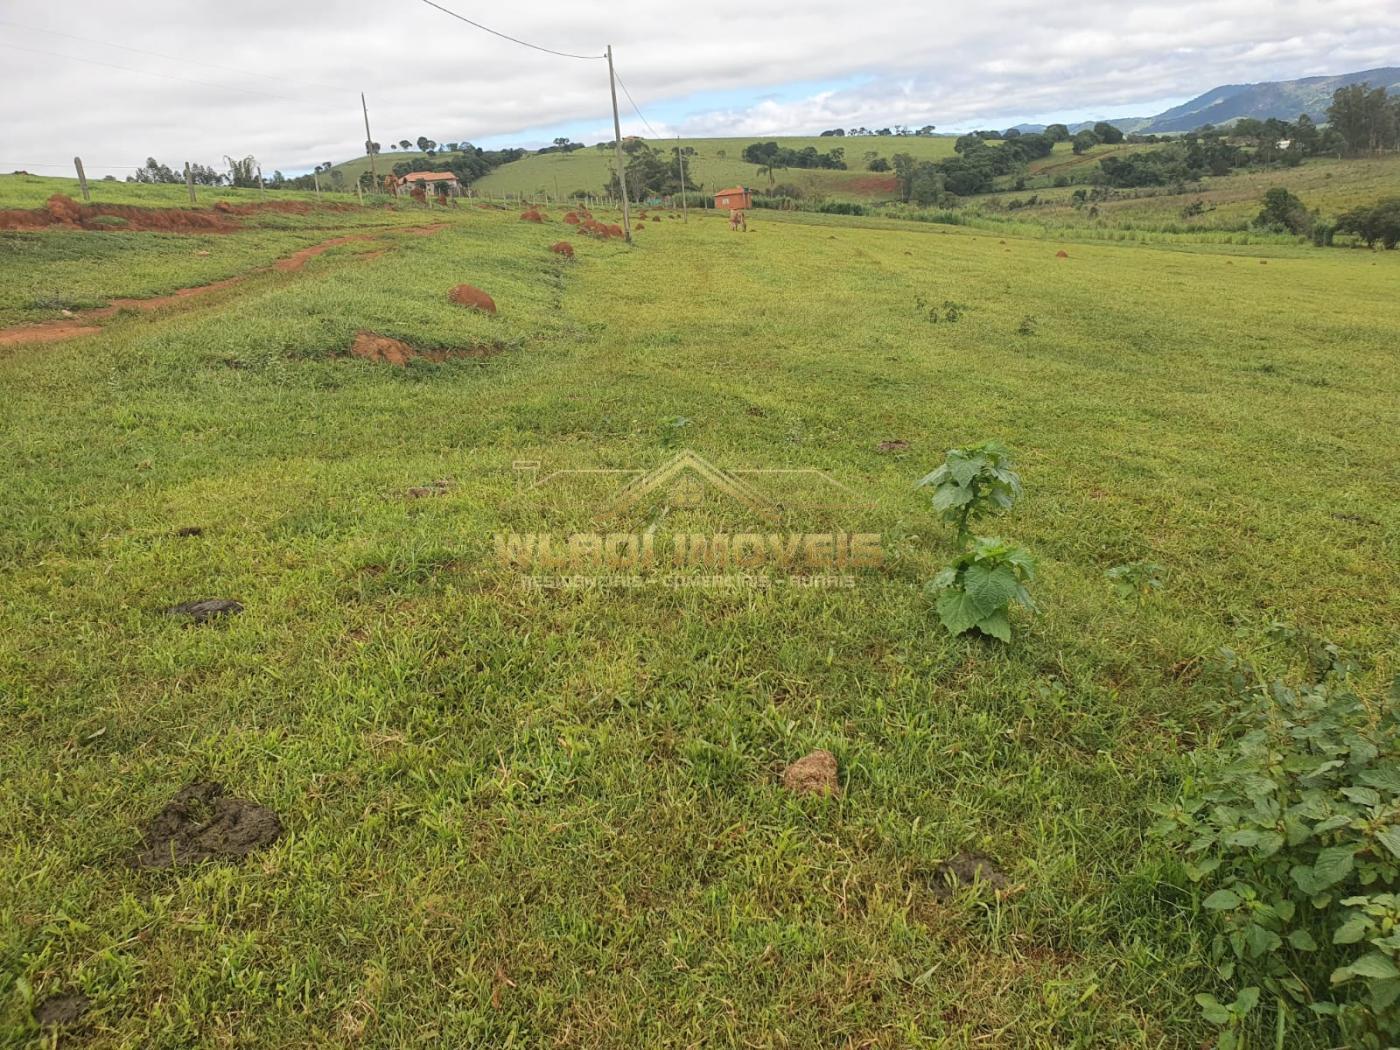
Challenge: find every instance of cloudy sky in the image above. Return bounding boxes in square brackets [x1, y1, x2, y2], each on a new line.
[2, 0, 1397, 177]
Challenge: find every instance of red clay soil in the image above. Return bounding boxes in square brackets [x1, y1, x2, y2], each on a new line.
[0, 227, 445, 348]
[1055, 249, 1069, 258]
[348, 330, 500, 367]
[549, 241, 575, 259]
[448, 284, 497, 313]
[563, 211, 580, 224]
[0, 194, 362, 235]
[848, 175, 900, 195]
[519, 208, 546, 223]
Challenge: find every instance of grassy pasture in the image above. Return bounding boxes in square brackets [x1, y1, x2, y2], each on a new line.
[333, 135, 968, 202]
[0, 182, 1397, 1048]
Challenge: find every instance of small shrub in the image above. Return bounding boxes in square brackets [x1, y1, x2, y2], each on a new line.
[926, 536, 1035, 641]
[916, 440, 1022, 543]
[1105, 560, 1162, 600]
[1154, 649, 1400, 1048]
[1016, 315, 1037, 336]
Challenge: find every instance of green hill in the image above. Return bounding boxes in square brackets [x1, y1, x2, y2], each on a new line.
[330, 135, 970, 203]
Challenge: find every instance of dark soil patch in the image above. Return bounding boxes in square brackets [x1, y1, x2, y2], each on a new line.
[174, 525, 204, 537]
[781, 749, 840, 796]
[132, 781, 282, 869]
[165, 598, 243, 623]
[407, 479, 453, 497]
[33, 993, 90, 1026]
[1055, 250, 1069, 258]
[449, 284, 497, 314]
[876, 439, 910, 453]
[929, 852, 1010, 901]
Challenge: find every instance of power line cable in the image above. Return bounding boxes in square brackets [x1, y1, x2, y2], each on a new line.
[0, 19, 354, 94]
[416, 0, 603, 61]
[611, 68, 659, 137]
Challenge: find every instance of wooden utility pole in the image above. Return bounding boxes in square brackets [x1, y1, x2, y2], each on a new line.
[184, 162, 197, 204]
[313, 168, 322, 199]
[73, 156, 91, 201]
[257, 166, 266, 193]
[676, 137, 688, 223]
[605, 44, 632, 243]
[361, 92, 378, 188]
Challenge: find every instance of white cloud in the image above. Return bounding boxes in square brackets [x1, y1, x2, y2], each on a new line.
[0, 0, 1396, 175]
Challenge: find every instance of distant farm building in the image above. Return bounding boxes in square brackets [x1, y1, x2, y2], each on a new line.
[715, 186, 751, 209]
[387, 171, 462, 197]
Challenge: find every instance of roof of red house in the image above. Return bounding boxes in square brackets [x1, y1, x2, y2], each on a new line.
[401, 171, 459, 182]
[714, 186, 747, 196]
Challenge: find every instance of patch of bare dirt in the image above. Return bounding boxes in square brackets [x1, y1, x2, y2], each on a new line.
[132, 781, 281, 869]
[407, 479, 454, 497]
[781, 749, 840, 796]
[165, 598, 243, 623]
[876, 439, 910, 453]
[0, 228, 440, 349]
[449, 284, 497, 314]
[1055, 249, 1069, 258]
[33, 993, 90, 1027]
[929, 852, 1010, 901]
[550, 241, 575, 259]
[350, 331, 416, 366]
[349, 331, 499, 367]
[519, 208, 545, 223]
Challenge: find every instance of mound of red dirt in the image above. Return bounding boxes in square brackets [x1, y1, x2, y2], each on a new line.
[0, 194, 353, 235]
[46, 193, 82, 224]
[351, 331, 417, 366]
[449, 284, 497, 313]
[1055, 250, 1069, 258]
[563, 211, 580, 224]
[519, 208, 545, 222]
[349, 330, 499, 366]
[550, 241, 575, 259]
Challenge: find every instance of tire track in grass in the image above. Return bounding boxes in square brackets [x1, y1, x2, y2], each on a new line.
[0, 225, 448, 349]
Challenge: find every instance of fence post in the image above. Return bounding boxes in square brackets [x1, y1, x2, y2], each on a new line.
[73, 157, 90, 201]
[184, 162, 197, 204]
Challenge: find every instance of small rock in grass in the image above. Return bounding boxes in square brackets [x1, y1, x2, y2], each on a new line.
[165, 598, 242, 623]
[33, 993, 89, 1026]
[929, 851, 1010, 901]
[781, 749, 840, 796]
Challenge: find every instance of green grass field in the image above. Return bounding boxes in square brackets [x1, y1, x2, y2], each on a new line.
[332, 135, 970, 203]
[1, 173, 1397, 1048]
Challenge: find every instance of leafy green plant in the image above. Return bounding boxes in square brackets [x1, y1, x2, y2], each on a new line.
[1105, 560, 1162, 601]
[913, 295, 965, 323]
[1154, 651, 1400, 1048]
[659, 415, 691, 448]
[1016, 314, 1037, 336]
[916, 441, 1022, 543]
[927, 536, 1035, 642]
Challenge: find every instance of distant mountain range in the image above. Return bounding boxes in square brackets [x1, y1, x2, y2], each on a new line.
[1011, 66, 1400, 136]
